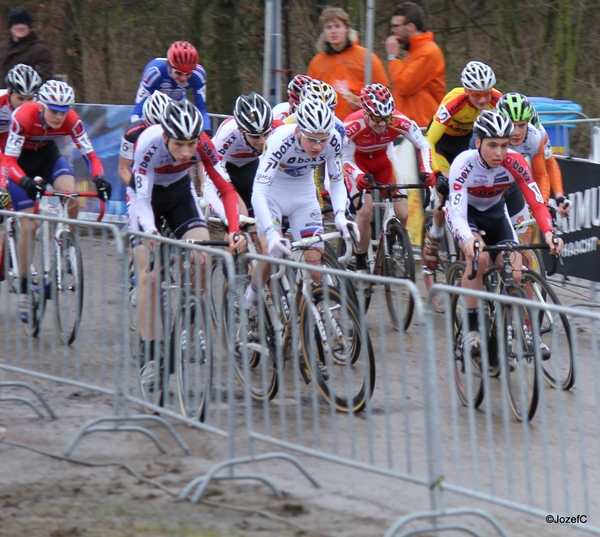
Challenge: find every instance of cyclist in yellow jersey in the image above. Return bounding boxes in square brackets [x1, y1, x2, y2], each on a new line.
[423, 61, 501, 271]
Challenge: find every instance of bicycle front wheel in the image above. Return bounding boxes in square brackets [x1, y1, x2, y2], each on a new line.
[53, 230, 84, 345]
[502, 286, 539, 422]
[23, 224, 48, 338]
[222, 282, 279, 402]
[384, 221, 415, 331]
[520, 270, 574, 390]
[175, 294, 212, 421]
[301, 286, 375, 413]
[451, 291, 485, 409]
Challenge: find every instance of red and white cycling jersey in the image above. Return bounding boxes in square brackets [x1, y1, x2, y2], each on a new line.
[272, 101, 291, 122]
[342, 109, 433, 185]
[0, 93, 13, 152]
[132, 123, 239, 234]
[4, 101, 103, 184]
[447, 148, 553, 244]
[212, 117, 263, 167]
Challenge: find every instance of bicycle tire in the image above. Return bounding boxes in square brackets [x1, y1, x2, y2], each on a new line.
[175, 293, 212, 421]
[451, 291, 485, 409]
[422, 211, 456, 313]
[301, 285, 375, 413]
[23, 224, 48, 338]
[502, 285, 539, 422]
[384, 221, 415, 331]
[53, 230, 83, 345]
[520, 269, 574, 390]
[322, 242, 359, 308]
[222, 281, 279, 402]
[128, 251, 138, 332]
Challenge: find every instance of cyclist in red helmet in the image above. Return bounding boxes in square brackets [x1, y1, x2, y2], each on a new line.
[272, 74, 313, 121]
[131, 41, 211, 133]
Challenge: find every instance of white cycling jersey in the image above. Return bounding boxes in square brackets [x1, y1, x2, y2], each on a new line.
[447, 148, 553, 244]
[252, 123, 346, 243]
[272, 101, 291, 122]
[132, 123, 238, 234]
[509, 122, 553, 160]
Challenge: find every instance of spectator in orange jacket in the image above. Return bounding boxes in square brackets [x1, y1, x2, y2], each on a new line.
[385, 2, 446, 127]
[308, 6, 390, 121]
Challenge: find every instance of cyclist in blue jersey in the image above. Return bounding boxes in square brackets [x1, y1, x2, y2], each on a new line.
[131, 41, 211, 133]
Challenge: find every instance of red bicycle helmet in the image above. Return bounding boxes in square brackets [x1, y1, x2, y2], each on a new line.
[167, 41, 198, 73]
[360, 83, 395, 117]
[287, 74, 313, 107]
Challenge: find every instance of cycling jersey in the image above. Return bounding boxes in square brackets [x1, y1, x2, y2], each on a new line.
[131, 58, 210, 129]
[251, 123, 346, 243]
[0, 93, 13, 151]
[447, 148, 553, 245]
[132, 124, 239, 235]
[120, 119, 147, 162]
[272, 101, 291, 122]
[426, 87, 502, 171]
[342, 109, 433, 196]
[4, 101, 103, 185]
[510, 122, 564, 202]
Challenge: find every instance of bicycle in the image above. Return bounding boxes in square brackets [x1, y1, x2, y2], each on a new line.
[448, 239, 563, 421]
[3, 190, 105, 343]
[339, 181, 425, 331]
[222, 230, 376, 413]
[134, 233, 231, 420]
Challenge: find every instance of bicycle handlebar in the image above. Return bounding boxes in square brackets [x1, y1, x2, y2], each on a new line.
[34, 191, 106, 222]
[467, 238, 562, 279]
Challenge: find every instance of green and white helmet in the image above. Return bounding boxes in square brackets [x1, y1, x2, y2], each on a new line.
[497, 92, 535, 123]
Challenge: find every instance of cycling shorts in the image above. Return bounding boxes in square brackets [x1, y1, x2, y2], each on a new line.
[255, 179, 323, 247]
[226, 159, 258, 217]
[467, 199, 518, 262]
[346, 147, 407, 200]
[150, 175, 206, 239]
[504, 182, 530, 235]
[434, 132, 471, 173]
[8, 142, 74, 211]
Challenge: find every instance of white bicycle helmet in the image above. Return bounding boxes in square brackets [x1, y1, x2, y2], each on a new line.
[234, 92, 273, 135]
[161, 100, 203, 140]
[300, 80, 338, 109]
[6, 63, 41, 96]
[461, 61, 496, 92]
[473, 109, 514, 139]
[37, 80, 75, 112]
[142, 91, 172, 125]
[295, 99, 335, 134]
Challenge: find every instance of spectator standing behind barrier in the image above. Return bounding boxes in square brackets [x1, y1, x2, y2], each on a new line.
[0, 7, 53, 82]
[385, 2, 445, 128]
[308, 6, 390, 122]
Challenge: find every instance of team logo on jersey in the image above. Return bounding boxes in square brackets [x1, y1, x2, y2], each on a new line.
[453, 162, 474, 185]
[493, 174, 510, 184]
[345, 120, 361, 137]
[256, 173, 272, 185]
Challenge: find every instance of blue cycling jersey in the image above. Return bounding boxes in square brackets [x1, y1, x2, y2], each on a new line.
[131, 57, 210, 130]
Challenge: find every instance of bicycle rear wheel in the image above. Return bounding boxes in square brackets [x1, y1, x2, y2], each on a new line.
[175, 294, 212, 421]
[384, 221, 415, 331]
[301, 286, 375, 413]
[451, 291, 485, 409]
[222, 282, 279, 401]
[520, 270, 574, 390]
[53, 230, 83, 345]
[502, 286, 539, 422]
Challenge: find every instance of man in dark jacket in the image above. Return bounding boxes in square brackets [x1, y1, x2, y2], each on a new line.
[0, 8, 53, 82]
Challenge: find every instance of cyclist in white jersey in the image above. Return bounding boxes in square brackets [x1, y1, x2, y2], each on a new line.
[447, 109, 563, 355]
[131, 100, 244, 378]
[272, 74, 313, 121]
[203, 92, 278, 221]
[245, 98, 358, 307]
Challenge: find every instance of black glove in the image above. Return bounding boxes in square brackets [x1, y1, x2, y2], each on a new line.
[435, 172, 449, 198]
[93, 175, 112, 201]
[19, 175, 46, 201]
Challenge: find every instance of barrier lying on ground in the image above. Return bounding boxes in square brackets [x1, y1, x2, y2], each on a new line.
[2, 216, 600, 536]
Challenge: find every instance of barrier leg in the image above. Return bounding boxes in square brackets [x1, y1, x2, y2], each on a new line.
[0, 381, 57, 419]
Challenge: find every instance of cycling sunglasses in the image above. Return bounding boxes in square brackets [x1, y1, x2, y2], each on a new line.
[467, 89, 492, 99]
[369, 115, 393, 124]
[246, 129, 271, 139]
[172, 68, 193, 77]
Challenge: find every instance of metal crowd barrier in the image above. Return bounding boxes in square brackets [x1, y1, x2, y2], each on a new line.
[4, 219, 600, 536]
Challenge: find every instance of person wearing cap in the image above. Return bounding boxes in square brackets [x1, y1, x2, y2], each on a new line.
[0, 7, 53, 82]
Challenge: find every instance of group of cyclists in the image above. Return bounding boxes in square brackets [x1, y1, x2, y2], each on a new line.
[0, 38, 569, 377]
